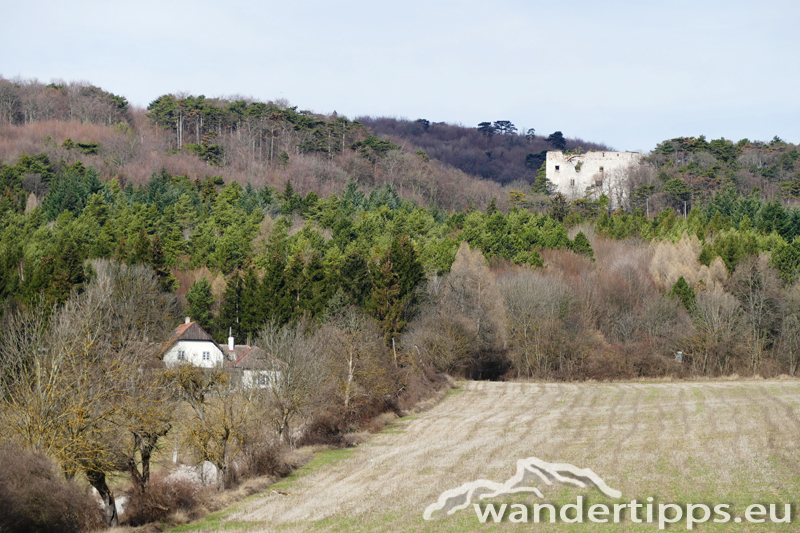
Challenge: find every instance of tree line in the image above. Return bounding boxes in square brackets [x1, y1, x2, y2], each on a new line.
[359, 116, 608, 185]
[0, 76, 129, 126]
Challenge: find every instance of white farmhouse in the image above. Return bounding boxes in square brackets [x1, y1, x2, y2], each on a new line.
[546, 150, 643, 203]
[160, 321, 282, 388]
[161, 318, 225, 368]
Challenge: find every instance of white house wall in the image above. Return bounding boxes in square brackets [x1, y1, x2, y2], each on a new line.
[163, 340, 224, 368]
[241, 370, 282, 389]
[546, 151, 643, 205]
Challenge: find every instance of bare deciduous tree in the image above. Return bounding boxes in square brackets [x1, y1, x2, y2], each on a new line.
[682, 287, 744, 375]
[500, 270, 569, 378]
[728, 255, 784, 373]
[255, 319, 325, 444]
[446, 242, 506, 354]
[0, 261, 177, 526]
[166, 364, 246, 490]
[320, 307, 390, 411]
[403, 303, 474, 374]
[404, 243, 506, 378]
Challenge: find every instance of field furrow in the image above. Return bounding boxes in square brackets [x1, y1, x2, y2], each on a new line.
[188, 379, 800, 532]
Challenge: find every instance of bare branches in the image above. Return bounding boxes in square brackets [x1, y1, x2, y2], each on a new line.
[255, 319, 324, 443]
[500, 270, 570, 378]
[0, 261, 178, 525]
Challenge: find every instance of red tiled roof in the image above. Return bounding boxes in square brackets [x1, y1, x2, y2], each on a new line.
[156, 321, 224, 359]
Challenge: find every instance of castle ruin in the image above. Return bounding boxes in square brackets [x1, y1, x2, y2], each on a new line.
[546, 151, 643, 204]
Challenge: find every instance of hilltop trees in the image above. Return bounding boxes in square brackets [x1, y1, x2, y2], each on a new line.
[477, 121, 495, 138]
[547, 131, 567, 150]
[0, 77, 129, 126]
[146, 93, 365, 162]
[362, 117, 608, 185]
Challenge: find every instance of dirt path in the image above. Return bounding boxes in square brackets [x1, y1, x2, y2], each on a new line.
[208, 379, 800, 532]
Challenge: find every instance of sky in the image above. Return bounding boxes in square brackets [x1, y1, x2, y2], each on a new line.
[2, 0, 799, 152]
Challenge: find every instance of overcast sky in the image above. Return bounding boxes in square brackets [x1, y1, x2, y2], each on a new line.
[2, 0, 798, 152]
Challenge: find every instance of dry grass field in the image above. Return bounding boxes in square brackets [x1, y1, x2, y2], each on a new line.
[171, 379, 800, 532]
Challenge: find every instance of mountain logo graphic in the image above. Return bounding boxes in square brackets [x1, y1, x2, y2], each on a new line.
[423, 456, 621, 520]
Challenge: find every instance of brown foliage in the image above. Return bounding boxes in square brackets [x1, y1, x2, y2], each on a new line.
[123, 474, 210, 527]
[241, 439, 292, 478]
[650, 233, 727, 290]
[405, 244, 507, 378]
[0, 445, 105, 533]
[0, 262, 178, 525]
[359, 116, 609, 186]
[726, 254, 784, 373]
[0, 94, 506, 211]
[501, 269, 577, 378]
[296, 404, 351, 446]
[504, 239, 694, 380]
[681, 285, 744, 375]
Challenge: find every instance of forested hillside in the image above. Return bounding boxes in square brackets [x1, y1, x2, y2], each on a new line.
[1, 76, 800, 379]
[359, 116, 610, 186]
[4, 75, 800, 529]
[0, 77, 503, 213]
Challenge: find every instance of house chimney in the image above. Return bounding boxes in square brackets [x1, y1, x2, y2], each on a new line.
[228, 327, 235, 352]
[185, 317, 190, 324]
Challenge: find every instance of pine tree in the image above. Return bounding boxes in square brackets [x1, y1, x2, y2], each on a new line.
[367, 257, 403, 344]
[485, 198, 498, 215]
[769, 239, 800, 284]
[548, 193, 569, 222]
[300, 253, 330, 317]
[571, 231, 594, 260]
[669, 276, 696, 312]
[389, 235, 425, 307]
[186, 277, 214, 331]
[239, 268, 263, 338]
[285, 254, 306, 320]
[698, 245, 714, 267]
[115, 235, 128, 264]
[131, 229, 151, 265]
[150, 235, 177, 292]
[531, 162, 553, 195]
[260, 253, 290, 325]
[367, 236, 425, 343]
[216, 273, 244, 340]
[340, 251, 371, 306]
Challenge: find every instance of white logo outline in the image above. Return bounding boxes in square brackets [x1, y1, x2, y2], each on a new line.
[423, 456, 622, 520]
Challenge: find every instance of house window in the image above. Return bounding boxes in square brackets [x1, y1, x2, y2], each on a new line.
[570, 179, 575, 186]
[202, 351, 210, 361]
[555, 165, 560, 171]
[257, 373, 269, 387]
[177, 350, 185, 361]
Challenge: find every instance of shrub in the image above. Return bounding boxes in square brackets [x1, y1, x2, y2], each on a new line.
[296, 404, 349, 446]
[0, 446, 104, 533]
[123, 474, 208, 527]
[243, 440, 292, 478]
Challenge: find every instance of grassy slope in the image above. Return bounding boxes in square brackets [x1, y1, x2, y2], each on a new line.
[168, 379, 800, 532]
